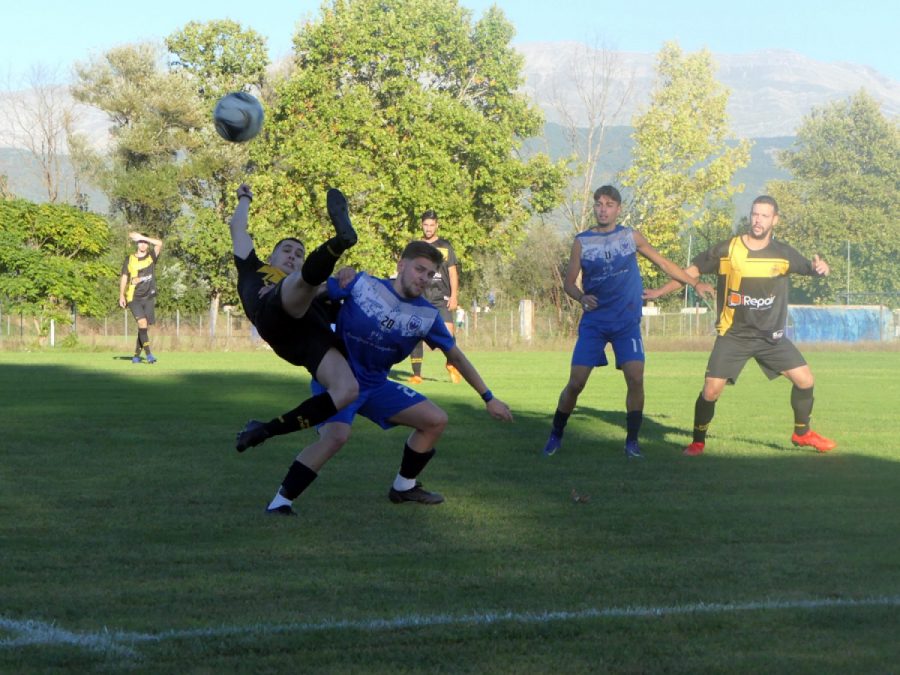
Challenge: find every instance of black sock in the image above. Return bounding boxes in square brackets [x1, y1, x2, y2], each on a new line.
[398, 444, 435, 480]
[279, 460, 318, 500]
[410, 342, 424, 377]
[626, 410, 643, 442]
[138, 328, 151, 355]
[791, 385, 814, 435]
[551, 409, 571, 435]
[693, 393, 716, 444]
[264, 392, 338, 437]
[134, 335, 142, 357]
[301, 238, 343, 286]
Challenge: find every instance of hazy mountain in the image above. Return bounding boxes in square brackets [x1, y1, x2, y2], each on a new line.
[518, 43, 900, 138]
[1, 46, 895, 212]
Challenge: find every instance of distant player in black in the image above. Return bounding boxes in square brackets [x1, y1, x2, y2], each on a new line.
[646, 195, 836, 454]
[408, 209, 462, 384]
[229, 184, 361, 513]
[119, 231, 163, 364]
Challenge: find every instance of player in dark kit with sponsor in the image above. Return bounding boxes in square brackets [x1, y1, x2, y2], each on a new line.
[263, 241, 513, 515]
[646, 195, 836, 455]
[119, 231, 163, 364]
[229, 184, 360, 471]
[407, 209, 462, 384]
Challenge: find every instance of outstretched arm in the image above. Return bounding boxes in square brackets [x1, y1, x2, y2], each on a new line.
[443, 345, 513, 421]
[229, 183, 254, 259]
[635, 232, 714, 300]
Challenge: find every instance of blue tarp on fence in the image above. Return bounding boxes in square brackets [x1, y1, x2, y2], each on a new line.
[787, 305, 893, 342]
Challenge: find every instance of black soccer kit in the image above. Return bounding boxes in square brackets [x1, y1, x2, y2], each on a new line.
[234, 249, 342, 375]
[122, 249, 159, 323]
[423, 236, 458, 323]
[692, 235, 819, 382]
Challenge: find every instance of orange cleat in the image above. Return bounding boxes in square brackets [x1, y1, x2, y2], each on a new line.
[683, 442, 705, 456]
[447, 365, 462, 384]
[407, 375, 423, 385]
[791, 430, 836, 453]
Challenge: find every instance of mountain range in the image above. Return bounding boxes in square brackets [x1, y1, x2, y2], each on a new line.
[1, 45, 896, 213]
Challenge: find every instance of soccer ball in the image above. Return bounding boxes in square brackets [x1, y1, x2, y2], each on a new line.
[213, 92, 264, 143]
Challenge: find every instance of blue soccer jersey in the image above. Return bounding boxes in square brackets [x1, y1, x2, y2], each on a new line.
[327, 272, 456, 389]
[577, 225, 643, 327]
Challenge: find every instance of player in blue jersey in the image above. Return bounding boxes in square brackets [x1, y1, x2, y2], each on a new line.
[542, 185, 714, 459]
[265, 240, 513, 515]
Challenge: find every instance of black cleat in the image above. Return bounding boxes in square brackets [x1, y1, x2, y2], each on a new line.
[326, 188, 357, 249]
[265, 504, 297, 516]
[388, 482, 445, 505]
[236, 420, 271, 453]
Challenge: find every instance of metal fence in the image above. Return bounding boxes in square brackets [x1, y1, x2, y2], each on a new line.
[0, 303, 718, 351]
[1, 302, 895, 351]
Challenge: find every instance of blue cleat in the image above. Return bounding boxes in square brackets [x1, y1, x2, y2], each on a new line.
[146, 353, 157, 364]
[625, 439, 643, 458]
[542, 430, 562, 456]
[131, 356, 142, 364]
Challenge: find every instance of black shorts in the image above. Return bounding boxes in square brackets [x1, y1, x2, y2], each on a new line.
[706, 333, 807, 384]
[128, 297, 156, 324]
[252, 282, 343, 376]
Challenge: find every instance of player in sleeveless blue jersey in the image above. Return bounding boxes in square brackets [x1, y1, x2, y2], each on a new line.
[542, 185, 714, 459]
[264, 241, 513, 514]
[646, 195, 836, 455]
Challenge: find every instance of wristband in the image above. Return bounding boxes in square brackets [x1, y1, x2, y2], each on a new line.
[481, 389, 494, 403]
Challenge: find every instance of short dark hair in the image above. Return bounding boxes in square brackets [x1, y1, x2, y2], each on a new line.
[401, 240, 443, 265]
[272, 237, 305, 256]
[420, 209, 438, 222]
[752, 195, 779, 214]
[593, 185, 622, 204]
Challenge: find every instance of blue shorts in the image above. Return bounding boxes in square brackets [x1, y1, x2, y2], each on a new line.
[311, 379, 427, 429]
[571, 321, 644, 369]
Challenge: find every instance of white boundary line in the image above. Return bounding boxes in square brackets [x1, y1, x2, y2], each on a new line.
[2, 595, 898, 657]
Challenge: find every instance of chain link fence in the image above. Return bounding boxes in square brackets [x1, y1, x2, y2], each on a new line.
[1, 301, 896, 352]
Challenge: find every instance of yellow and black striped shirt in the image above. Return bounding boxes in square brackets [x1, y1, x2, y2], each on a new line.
[693, 236, 816, 340]
[121, 250, 158, 302]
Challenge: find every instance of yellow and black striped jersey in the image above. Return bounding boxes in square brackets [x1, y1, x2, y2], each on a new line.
[121, 250, 159, 302]
[692, 236, 817, 340]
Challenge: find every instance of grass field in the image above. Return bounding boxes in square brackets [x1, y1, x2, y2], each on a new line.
[1, 348, 898, 673]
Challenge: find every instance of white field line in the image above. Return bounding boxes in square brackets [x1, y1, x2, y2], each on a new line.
[1, 595, 898, 656]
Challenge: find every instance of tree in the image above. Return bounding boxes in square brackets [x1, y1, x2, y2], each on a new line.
[71, 43, 206, 234]
[165, 20, 270, 333]
[1, 66, 79, 203]
[0, 199, 116, 335]
[251, 0, 566, 276]
[767, 91, 900, 305]
[621, 42, 750, 288]
[549, 39, 633, 236]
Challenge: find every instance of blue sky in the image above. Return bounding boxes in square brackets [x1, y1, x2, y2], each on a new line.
[4, 0, 899, 85]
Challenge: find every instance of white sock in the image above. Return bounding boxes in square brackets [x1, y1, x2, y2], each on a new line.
[392, 475, 416, 492]
[268, 491, 293, 510]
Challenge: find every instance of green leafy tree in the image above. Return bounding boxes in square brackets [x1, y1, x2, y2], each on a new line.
[165, 21, 270, 328]
[0, 199, 116, 334]
[71, 43, 206, 234]
[251, 0, 566, 276]
[621, 42, 750, 288]
[767, 91, 900, 304]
